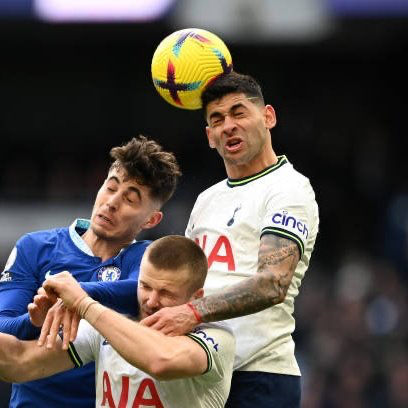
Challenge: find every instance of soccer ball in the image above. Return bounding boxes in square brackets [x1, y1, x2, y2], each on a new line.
[151, 28, 233, 110]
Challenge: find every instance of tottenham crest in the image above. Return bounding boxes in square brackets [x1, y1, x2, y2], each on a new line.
[98, 266, 121, 282]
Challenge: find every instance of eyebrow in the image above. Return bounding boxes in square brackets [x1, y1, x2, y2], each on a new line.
[107, 176, 142, 201]
[208, 102, 247, 121]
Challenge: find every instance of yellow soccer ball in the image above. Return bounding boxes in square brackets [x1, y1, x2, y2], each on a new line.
[151, 28, 233, 110]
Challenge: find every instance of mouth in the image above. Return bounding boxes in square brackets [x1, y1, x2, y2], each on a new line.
[97, 214, 113, 225]
[225, 138, 243, 152]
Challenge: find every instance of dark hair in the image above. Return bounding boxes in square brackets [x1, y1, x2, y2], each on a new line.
[109, 135, 181, 205]
[146, 235, 208, 292]
[201, 71, 265, 114]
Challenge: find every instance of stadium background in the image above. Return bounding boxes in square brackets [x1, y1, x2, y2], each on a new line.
[0, 1, 407, 406]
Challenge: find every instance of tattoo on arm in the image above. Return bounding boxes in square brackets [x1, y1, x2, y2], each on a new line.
[193, 234, 300, 322]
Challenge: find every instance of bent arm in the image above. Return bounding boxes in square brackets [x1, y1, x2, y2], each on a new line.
[193, 234, 300, 321]
[88, 304, 208, 380]
[141, 234, 300, 335]
[0, 286, 41, 339]
[0, 333, 74, 383]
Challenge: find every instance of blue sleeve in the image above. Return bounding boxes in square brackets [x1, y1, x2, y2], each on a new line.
[0, 285, 41, 339]
[0, 236, 43, 340]
[80, 280, 138, 316]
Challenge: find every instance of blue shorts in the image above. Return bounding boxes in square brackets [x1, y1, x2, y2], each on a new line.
[225, 371, 301, 408]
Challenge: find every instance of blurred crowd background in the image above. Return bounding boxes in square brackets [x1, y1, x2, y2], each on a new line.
[1, 1, 407, 407]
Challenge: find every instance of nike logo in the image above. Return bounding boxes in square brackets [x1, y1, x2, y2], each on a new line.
[45, 270, 53, 279]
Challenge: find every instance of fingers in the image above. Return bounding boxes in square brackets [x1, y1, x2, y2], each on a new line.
[139, 314, 158, 327]
[46, 304, 64, 349]
[61, 309, 73, 350]
[38, 299, 64, 348]
[140, 312, 175, 334]
[38, 308, 53, 346]
[70, 313, 81, 343]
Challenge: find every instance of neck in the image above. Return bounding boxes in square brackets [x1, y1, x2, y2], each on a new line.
[225, 147, 278, 179]
[82, 229, 132, 262]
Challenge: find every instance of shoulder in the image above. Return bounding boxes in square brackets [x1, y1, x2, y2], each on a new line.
[16, 227, 68, 250]
[121, 240, 151, 258]
[188, 322, 235, 351]
[195, 179, 228, 202]
[127, 240, 151, 252]
[263, 161, 316, 203]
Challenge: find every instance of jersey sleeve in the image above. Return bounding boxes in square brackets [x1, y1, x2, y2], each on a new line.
[80, 280, 138, 316]
[261, 181, 316, 257]
[67, 320, 100, 368]
[187, 323, 235, 383]
[0, 236, 43, 339]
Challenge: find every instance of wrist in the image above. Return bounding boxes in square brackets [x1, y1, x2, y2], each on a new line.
[187, 302, 202, 324]
[75, 296, 106, 326]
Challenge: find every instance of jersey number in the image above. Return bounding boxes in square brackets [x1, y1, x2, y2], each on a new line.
[102, 371, 164, 408]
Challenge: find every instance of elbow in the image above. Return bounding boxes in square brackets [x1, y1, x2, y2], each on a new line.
[145, 356, 175, 381]
[142, 347, 190, 381]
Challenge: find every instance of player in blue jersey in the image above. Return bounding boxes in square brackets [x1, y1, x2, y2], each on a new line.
[0, 135, 181, 408]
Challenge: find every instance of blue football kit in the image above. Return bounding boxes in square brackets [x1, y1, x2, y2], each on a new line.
[0, 219, 150, 408]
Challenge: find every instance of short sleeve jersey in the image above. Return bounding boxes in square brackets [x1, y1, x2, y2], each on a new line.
[0, 219, 150, 407]
[69, 320, 236, 408]
[185, 156, 319, 375]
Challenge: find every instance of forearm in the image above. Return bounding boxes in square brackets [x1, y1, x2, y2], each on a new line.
[0, 333, 72, 383]
[0, 333, 25, 382]
[193, 234, 298, 322]
[192, 271, 287, 322]
[85, 302, 197, 379]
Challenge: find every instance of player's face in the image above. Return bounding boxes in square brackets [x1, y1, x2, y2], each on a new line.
[137, 257, 203, 320]
[206, 92, 276, 177]
[90, 167, 162, 244]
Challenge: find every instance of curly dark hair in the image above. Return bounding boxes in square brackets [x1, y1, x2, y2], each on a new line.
[201, 71, 265, 115]
[109, 135, 181, 205]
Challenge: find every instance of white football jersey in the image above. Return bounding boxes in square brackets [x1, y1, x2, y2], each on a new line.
[186, 156, 319, 375]
[68, 320, 235, 408]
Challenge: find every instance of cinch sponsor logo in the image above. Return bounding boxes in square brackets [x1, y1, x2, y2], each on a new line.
[192, 326, 219, 351]
[271, 211, 309, 238]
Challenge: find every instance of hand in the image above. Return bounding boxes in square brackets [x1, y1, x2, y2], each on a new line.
[140, 304, 199, 336]
[37, 298, 81, 350]
[42, 271, 87, 309]
[28, 287, 56, 328]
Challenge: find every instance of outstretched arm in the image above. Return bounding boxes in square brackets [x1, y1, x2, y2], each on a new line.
[0, 333, 74, 383]
[141, 234, 300, 335]
[42, 272, 209, 380]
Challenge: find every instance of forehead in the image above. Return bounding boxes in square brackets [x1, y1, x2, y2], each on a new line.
[107, 167, 148, 190]
[139, 257, 189, 290]
[206, 92, 255, 115]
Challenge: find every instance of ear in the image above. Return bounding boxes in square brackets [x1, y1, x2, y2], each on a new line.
[264, 105, 277, 129]
[141, 211, 163, 230]
[206, 126, 216, 148]
[191, 287, 204, 300]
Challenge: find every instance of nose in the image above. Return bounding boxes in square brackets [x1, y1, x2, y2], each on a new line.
[222, 115, 237, 135]
[106, 193, 120, 211]
[146, 291, 160, 309]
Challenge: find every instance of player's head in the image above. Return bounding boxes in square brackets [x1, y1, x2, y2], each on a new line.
[109, 135, 181, 205]
[90, 136, 181, 243]
[201, 71, 265, 115]
[201, 72, 277, 172]
[138, 235, 207, 319]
